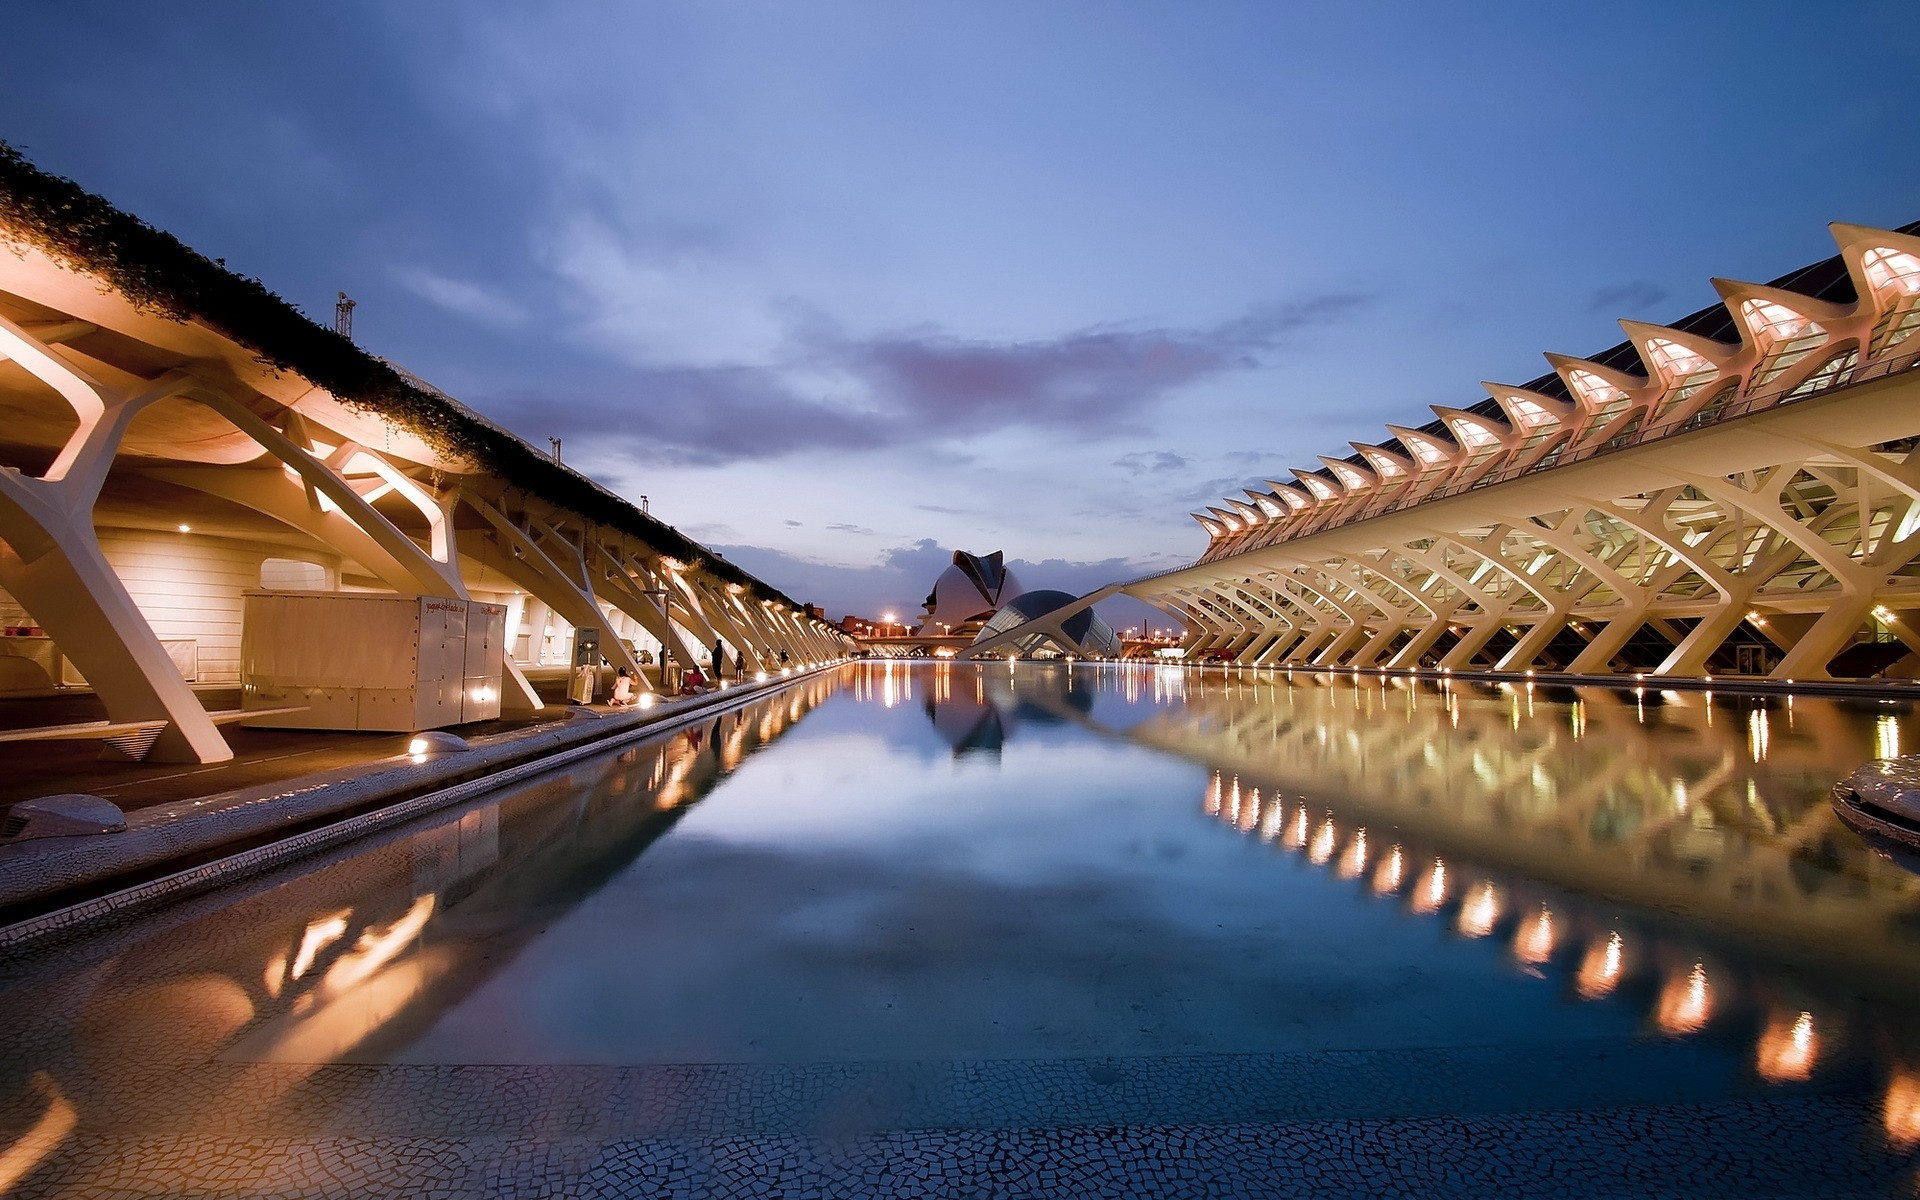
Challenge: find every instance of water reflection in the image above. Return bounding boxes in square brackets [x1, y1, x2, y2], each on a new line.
[9, 661, 1920, 1189]
[0, 673, 841, 1178]
[915, 660, 1096, 759]
[913, 663, 1920, 1129]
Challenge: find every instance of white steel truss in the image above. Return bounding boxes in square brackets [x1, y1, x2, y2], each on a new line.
[1131, 223, 1920, 681]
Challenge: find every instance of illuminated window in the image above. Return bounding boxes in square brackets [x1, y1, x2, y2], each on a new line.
[1401, 434, 1453, 468]
[1252, 493, 1284, 519]
[1363, 451, 1404, 478]
[1785, 348, 1858, 399]
[1300, 474, 1339, 500]
[1568, 369, 1630, 416]
[1742, 298, 1828, 390]
[1444, 417, 1506, 470]
[1866, 249, 1920, 356]
[1329, 463, 1371, 490]
[1864, 247, 1920, 295]
[1505, 397, 1559, 429]
[1642, 338, 1722, 415]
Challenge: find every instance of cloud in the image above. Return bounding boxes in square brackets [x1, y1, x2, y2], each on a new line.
[1587, 281, 1669, 315]
[1114, 450, 1190, 475]
[783, 519, 804, 528]
[472, 293, 1370, 467]
[827, 522, 874, 535]
[392, 266, 529, 327]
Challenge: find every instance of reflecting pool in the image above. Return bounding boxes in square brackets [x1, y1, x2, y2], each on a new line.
[4, 662, 1920, 1195]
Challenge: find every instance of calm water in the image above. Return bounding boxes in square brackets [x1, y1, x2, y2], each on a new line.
[7, 661, 1920, 1172]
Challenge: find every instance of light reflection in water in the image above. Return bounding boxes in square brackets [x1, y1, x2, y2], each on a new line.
[1287, 807, 1310, 849]
[1309, 818, 1337, 865]
[1513, 906, 1554, 965]
[1372, 845, 1405, 896]
[1658, 964, 1714, 1035]
[1337, 828, 1368, 879]
[1755, 1011, 1818, 1082]
[1412, 859, 1447, 914]
[1259, 796, 1287, 840]
[1458, 882, 1499, 938]
[1576, 932, 1625, 999]
[1884, 1066, 1920, 1149]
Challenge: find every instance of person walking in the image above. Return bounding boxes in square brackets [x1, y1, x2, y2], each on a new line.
[733, 649, 746, 680]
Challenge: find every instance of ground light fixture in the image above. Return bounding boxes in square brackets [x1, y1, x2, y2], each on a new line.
[407, 731, 473, 763]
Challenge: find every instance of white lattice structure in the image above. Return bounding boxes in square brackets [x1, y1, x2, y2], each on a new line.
[0, 168, 847, 763]
[1125, 222, 1920, 682]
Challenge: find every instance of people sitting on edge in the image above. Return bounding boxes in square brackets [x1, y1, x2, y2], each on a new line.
[778, 649, 791, 665]
[609, 667, 636, 707]
[679, 665, 710, 696]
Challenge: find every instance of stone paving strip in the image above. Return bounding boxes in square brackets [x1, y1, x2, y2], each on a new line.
[6, 1095, 1903, 1198]
[0, 1039, 1853, 1141]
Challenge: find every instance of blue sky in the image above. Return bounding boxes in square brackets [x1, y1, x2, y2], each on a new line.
[4, 1, 1916, 622]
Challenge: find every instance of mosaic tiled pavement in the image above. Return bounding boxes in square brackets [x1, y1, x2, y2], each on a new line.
[5, 1095, 1909, 1198]
[3, 1043, 1912, 1198]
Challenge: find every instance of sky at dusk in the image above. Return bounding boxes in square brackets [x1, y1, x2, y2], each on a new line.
[4, 2, 1918, 624]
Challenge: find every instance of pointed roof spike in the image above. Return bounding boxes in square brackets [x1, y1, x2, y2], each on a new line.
[1828, 221, 1920, 256]
[1351, 441, 1414, 478]
[1291, 467, 1344, 500]
[1480, 382, 1574, 430]
[1617, 320, 1739, 370]
[1246, 489, 1286, 519]
[1829, 224, 1920, 310]
[1711, 277, 1853, 323]
[1225, 498, 1262, 524]
[1264, 481, 1314, 510]
[1430, 405, 1514, 447]
[1319, 455, 1375, 490]
[1542, 352, 1648, 393]
[1385, 424, 1459, 467]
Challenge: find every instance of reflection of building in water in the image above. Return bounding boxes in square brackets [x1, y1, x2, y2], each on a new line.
[1158, 667, 1920, 1120]
[917, 661, 1095, 757]
[0, 674, 843, 1139]
[1141, 674, 1920, 984]
[938, 658, 1920, 1128]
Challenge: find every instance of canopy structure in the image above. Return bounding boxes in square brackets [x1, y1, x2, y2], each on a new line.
[1120, 220, 1920, 682]
[0, 144, 848, 761]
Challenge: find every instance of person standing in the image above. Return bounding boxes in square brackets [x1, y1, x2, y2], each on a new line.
[711, 639, 724, 680]
[733, 649, 746, 679]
